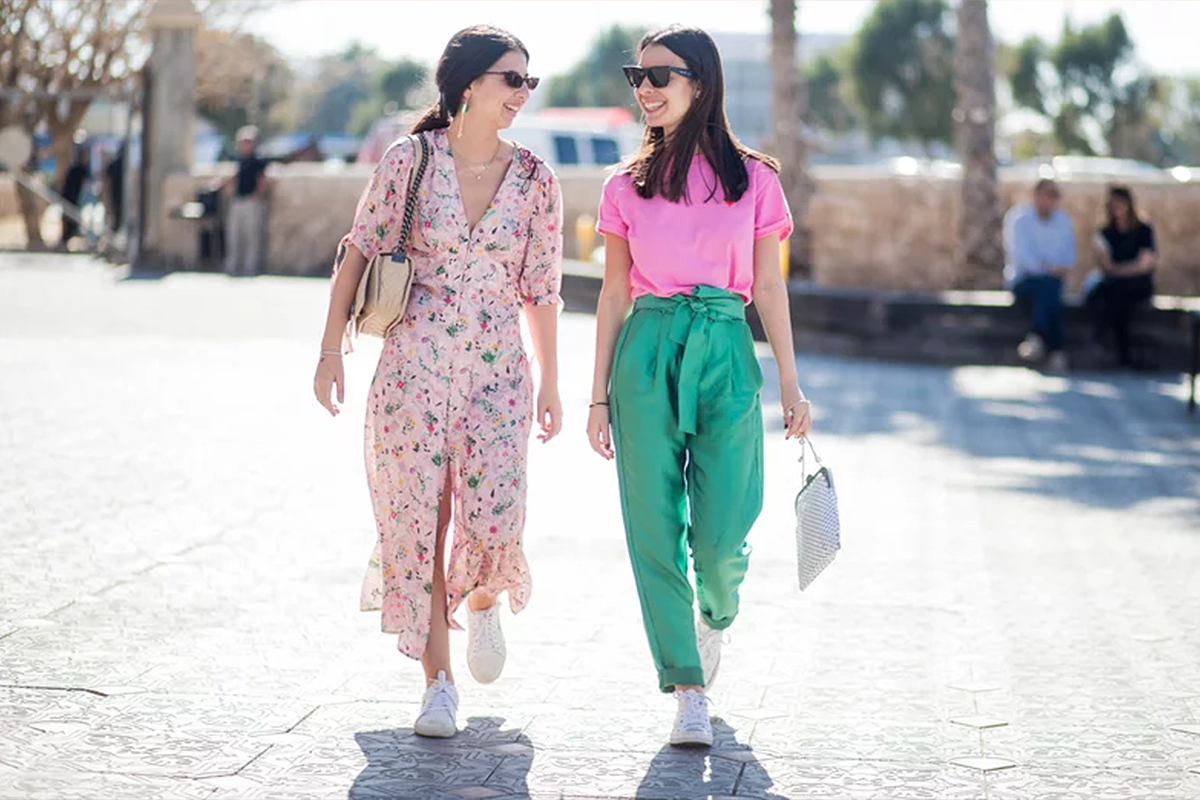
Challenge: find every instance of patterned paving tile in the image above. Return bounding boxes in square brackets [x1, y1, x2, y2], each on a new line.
[734, 759, 985, 800]
[515, 749, 741, 799]
[749, 718, 951, 762]
[3, 258, 1200, 799]
[0, 770, 214, 800]
[521, 711, 751, 757]
[21, 729, 268, 779]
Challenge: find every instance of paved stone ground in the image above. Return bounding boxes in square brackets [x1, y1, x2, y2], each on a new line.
[1, 252, 1199, 800]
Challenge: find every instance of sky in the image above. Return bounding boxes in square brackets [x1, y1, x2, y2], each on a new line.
[246, 0, 1200, 78]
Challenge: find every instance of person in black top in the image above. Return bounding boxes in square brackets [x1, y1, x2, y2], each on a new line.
[102, 142, 126, 234]
[59, 147, 90, 248]
[223, 126, 269, 276]
[1088, 186, 1157, 367]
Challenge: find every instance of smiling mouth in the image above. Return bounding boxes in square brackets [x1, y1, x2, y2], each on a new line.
[642, 101, 665, 113]
[503, 103, 521, 113]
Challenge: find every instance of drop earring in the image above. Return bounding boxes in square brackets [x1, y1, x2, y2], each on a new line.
[458, 100, 469, 139]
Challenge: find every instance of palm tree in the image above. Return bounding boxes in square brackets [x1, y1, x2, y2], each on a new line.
[769, 0, 814, 279]
[953, 0, 1003, 286]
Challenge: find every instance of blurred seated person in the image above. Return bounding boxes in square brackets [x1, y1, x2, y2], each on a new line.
[1088, 185, 1156, 368]
[1004, 178, 1076, 372]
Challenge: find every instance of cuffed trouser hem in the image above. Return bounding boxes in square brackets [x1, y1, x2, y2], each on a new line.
[700, 608, 736, 632]
[659, 666, 706, 694]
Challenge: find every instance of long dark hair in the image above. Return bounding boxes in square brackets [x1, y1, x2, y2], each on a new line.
[1105, 185, 1143, 232]
[621, 25, 778, 204]
[411, 25, 530, 134]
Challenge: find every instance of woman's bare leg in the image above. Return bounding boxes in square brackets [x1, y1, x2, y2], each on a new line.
[420, 473, 454, 685]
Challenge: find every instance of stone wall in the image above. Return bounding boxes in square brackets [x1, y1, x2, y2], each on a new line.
[158, 163, 612, 276]
[0, 177, 19, 219]
[809, 168, 1200, 296]
[8, 166, 1199, 296]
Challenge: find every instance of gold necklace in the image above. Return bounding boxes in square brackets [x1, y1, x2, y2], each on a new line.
[452, 143, 502, 181]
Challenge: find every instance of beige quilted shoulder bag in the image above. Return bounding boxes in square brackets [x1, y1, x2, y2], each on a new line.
[351, 133, 431, 338]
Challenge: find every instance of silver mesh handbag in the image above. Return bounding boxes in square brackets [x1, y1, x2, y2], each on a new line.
[794, 436, 840, 590]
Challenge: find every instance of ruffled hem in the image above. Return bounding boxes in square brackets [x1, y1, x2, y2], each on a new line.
[358, 538, 533, 661]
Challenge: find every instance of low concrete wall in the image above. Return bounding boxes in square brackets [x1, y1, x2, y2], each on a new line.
[810, 168, 1200, 296]
[146, 164, 1200, 297]
[159, 163, 610, 276]
[161, 164, 365, 274]
[0, 176, 20, 219]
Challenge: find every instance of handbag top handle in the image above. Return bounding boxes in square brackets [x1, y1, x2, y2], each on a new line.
[798, 435, 824, 478]
[394, 133, 431, 259]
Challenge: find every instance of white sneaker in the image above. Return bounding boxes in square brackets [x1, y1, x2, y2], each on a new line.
[414, 671, 458, 738]
[466, 604, 506, 684]
[696, 616, 723, 690]
[1018, 333, 1046, 362]
[670, 688, 714, 747]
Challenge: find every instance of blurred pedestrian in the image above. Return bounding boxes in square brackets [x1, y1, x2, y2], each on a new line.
[59, 146, 90, 249]
[312, 26, 563, 739]
[1087, 185, 1157, 368]
[1004, 178, 1076, 372]
[223, 125, 268, 276]
[101, 142, 126, 235]
[586, 25, 813, 748]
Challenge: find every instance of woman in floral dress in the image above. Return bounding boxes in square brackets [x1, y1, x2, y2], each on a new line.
[313, 26, 563, 738]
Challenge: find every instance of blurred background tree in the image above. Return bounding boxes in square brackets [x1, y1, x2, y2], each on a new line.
[544, 25, 645, 112]
[194, 28, 293, 140]
[1005, 13, 1165, 161]
[849, 0, 956, 153]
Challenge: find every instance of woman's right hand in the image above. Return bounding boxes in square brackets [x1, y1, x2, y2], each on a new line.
[313, 353, 345, 417]
[587, 405, 614, 460]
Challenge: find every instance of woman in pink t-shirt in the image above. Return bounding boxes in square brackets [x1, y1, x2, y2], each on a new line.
[585, 25, 814, 747]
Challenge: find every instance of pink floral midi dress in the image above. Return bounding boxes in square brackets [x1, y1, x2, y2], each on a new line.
[338, 128, 563, 659]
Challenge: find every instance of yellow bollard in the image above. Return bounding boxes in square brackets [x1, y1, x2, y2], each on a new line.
[575, 214, 596, 262]
[779, 237, 790, 281]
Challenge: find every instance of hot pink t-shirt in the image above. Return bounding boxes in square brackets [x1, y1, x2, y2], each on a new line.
[596, 155, 793, 303]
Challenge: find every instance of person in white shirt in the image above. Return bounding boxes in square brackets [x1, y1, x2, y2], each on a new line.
[1004, 178, 1077, 371]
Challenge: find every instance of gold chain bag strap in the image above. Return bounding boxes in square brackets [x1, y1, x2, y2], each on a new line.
[352, 133, 431, 338]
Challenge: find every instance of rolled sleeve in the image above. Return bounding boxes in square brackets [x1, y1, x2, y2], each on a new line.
[344, 137, 415, 262]
[519, 170, 564, 306]
[753, 163, 793, 241]
[596, 173, 630, 238]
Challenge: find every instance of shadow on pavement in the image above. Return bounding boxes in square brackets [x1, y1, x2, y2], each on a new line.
[634, 718, 787, 800]
[761, 353, 1200, 515]
[351, 716, 531, 800]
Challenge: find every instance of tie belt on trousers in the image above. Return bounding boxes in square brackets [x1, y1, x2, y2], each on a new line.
[630, 286, 746, 436]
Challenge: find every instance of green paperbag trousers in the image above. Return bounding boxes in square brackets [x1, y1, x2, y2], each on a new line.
[610, 286, 765, 692]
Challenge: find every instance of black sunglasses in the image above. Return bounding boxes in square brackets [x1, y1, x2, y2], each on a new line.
[622, 65, 695, 89]
[483, 70, 540, 90]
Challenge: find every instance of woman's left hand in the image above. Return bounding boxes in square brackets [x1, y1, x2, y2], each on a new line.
[780, 383, 813, 440]
[536, 385, 563, 443]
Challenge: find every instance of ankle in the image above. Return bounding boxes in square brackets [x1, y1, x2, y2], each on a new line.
[424, 668, 454, 686]
[467, 591, 496, 612]
[675, 685, 704, 694]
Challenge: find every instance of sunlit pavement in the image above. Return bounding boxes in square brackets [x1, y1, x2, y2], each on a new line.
[2, 253, 1199, 799]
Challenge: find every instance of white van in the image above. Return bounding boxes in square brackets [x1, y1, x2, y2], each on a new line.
[358, 111, 640, 170]
[504, 117, 641, 169]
